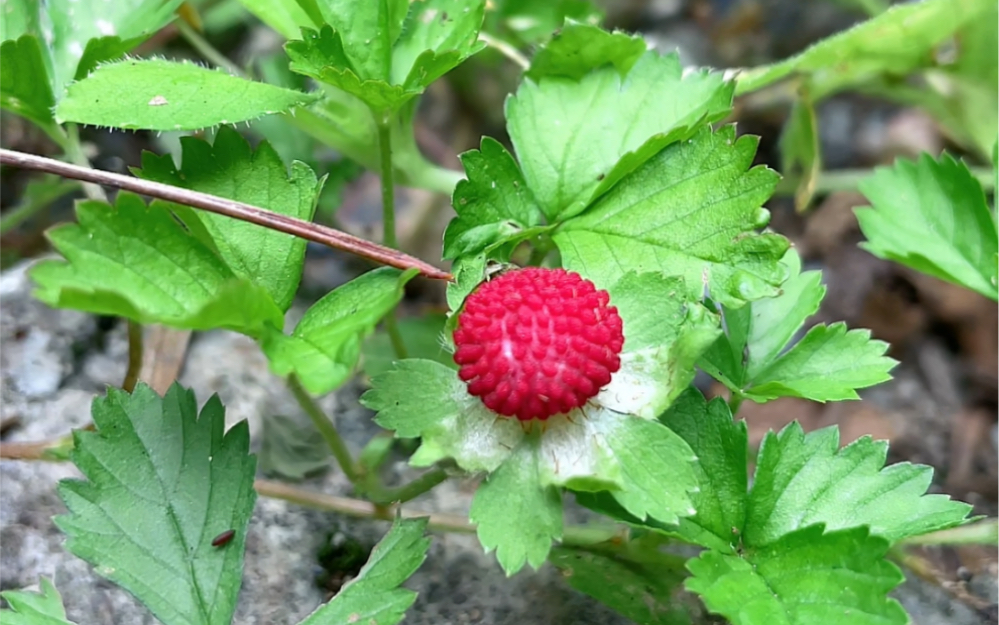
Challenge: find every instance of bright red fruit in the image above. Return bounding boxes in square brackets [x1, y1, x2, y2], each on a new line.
[452, 267, 624, 421]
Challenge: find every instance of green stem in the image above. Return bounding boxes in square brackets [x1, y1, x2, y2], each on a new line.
[477, 32, 529, 70]
[384, 313, 409, 360]
[176, 20, 248, 78]
[368, 466, 449, 505]
[775, 166, 996, 197]
[122, 321, 144, 393]
[63, 124, 105, 201]
[375, 111, 397, 249]
[727, 393, 744, 416]
[287, 375, 361, 484]
[0, 179, 79, 235]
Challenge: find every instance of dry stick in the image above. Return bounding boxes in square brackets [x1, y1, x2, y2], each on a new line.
[0, 149, 453, 282]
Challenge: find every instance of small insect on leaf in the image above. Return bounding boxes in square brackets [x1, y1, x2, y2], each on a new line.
[212, 529, 236, 547]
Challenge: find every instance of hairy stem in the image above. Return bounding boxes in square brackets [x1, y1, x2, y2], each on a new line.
[63, 124, 106, 201]
[477, 32, 529, 70]
[287, 375, 361, 485]
[367, 467, 449, 505]
[176, 20, 247, 77]
[384, 313, 409, 359]
[0, 149, 452, 280]
[376, 112, 397, 249]
[121, 321, 144, 393]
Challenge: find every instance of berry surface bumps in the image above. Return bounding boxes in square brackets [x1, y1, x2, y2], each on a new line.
[453, 267, 624, 421]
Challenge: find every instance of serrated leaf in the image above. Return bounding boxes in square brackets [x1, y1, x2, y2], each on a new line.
[261, 268, 417, 395]
[56, 59, 318, 131]
[555, 126, 789, 308]
[745, 422, 973, 546]
[362, 359, 524, 473]
[469, 435, 563, 575]
[698, 248, 893, 403]
[0, 36, 57, 133]
[286, 0, 484, 111]
[443, 137, 544, 259]
[259, 414, 331, 479]
[56, 383, 257, 625]
[745, 322, 895, 402]
[686, 525, 908, 625]
[549, 542, 690, 625]
[0, 578, 76, 625]
[29, 193, 284, 338]
[299, 517, 431, 625]
[779, 92, 821, 212]
[735, 0, 987, 97]
[134, 126, 323, 311]
[361, 312, 455, 380]
[856, 152, 998, 300]
[525, 22, 645, 82]
[508, 37, 733, 221]
[659, 389, 748, 553]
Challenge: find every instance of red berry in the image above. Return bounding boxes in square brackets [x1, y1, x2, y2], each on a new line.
[453, 267, 624, 421]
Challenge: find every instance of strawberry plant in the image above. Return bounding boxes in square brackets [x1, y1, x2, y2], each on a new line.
[1, 1, 994, 624]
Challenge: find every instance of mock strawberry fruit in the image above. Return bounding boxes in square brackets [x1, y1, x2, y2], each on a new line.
[452, 267, 624, 421]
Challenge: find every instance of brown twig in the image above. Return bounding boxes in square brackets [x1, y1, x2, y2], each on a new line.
[0, 149, 453, 281]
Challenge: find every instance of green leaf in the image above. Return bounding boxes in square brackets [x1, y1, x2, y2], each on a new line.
[555, 126, 789, 308]
[686, 525, 908, 625]
[525, 22, 645, 82]
[56, 383, 257, 625]
[286, 0, 485, 110]
[236, 0, 317, 40]
[362, 359, 524, 473]
[746, 422, 973, 546]
[361, 312, 455, 380]
[0, 36, 57, 133]
[74, 35, 143, 81]
[259, 414, 331, 479]
[745, 323, 895, 402]
[0, 578, 76, 625]
[508, 34, 733, 221]
[56, 59, 318, 131]
[549, 541, 691, 625]
[299, 517, 431, 625]
[699, 248, 895, 402]
[261, 268, 418, 395]
[856, 152, 998, 300]
[134, 126, 323, 311]
[469, 435, 563, 575]
[29, 193, 284, 337]
[779, 92, 821, 212]
[735, 0, 987, 97]
[443, 137, 545, 259]
[484, 0, 603, 46]
[659, 389, 748, 553]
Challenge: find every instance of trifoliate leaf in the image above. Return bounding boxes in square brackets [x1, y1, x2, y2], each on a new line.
[555, 126, 789, 308]
[699, 248, 894, 402]
[298, 517, 431, 625]
[549, 541, 691, 625]
[745, 323, 895, 402]
[30, 193, 284, 338]
[686, 525, 908, 625]
[261, 267, 418, 396]
[779, 92, 821, 212]
[0, 578, 76, 625]
[362, 359, 524, 473]
[524, 22, 645, 82]
[56, 59, 318, 131]
[443, 137, 545, 260]
[660, 388, 748, 553]
[361, 312, 455, 380]
[598, 273, 721, 418]
[508, 36, 733, 221]
[134, 126, 323, 311]
[0, 36, 57, 133]
[745, 422, 973, 547]
[856, 152, 998, 300]
[735, 0, 985, 98]
[469, 435, 563, 575]
[56, 383, 257, 625]
[286, 0, 485, 111]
